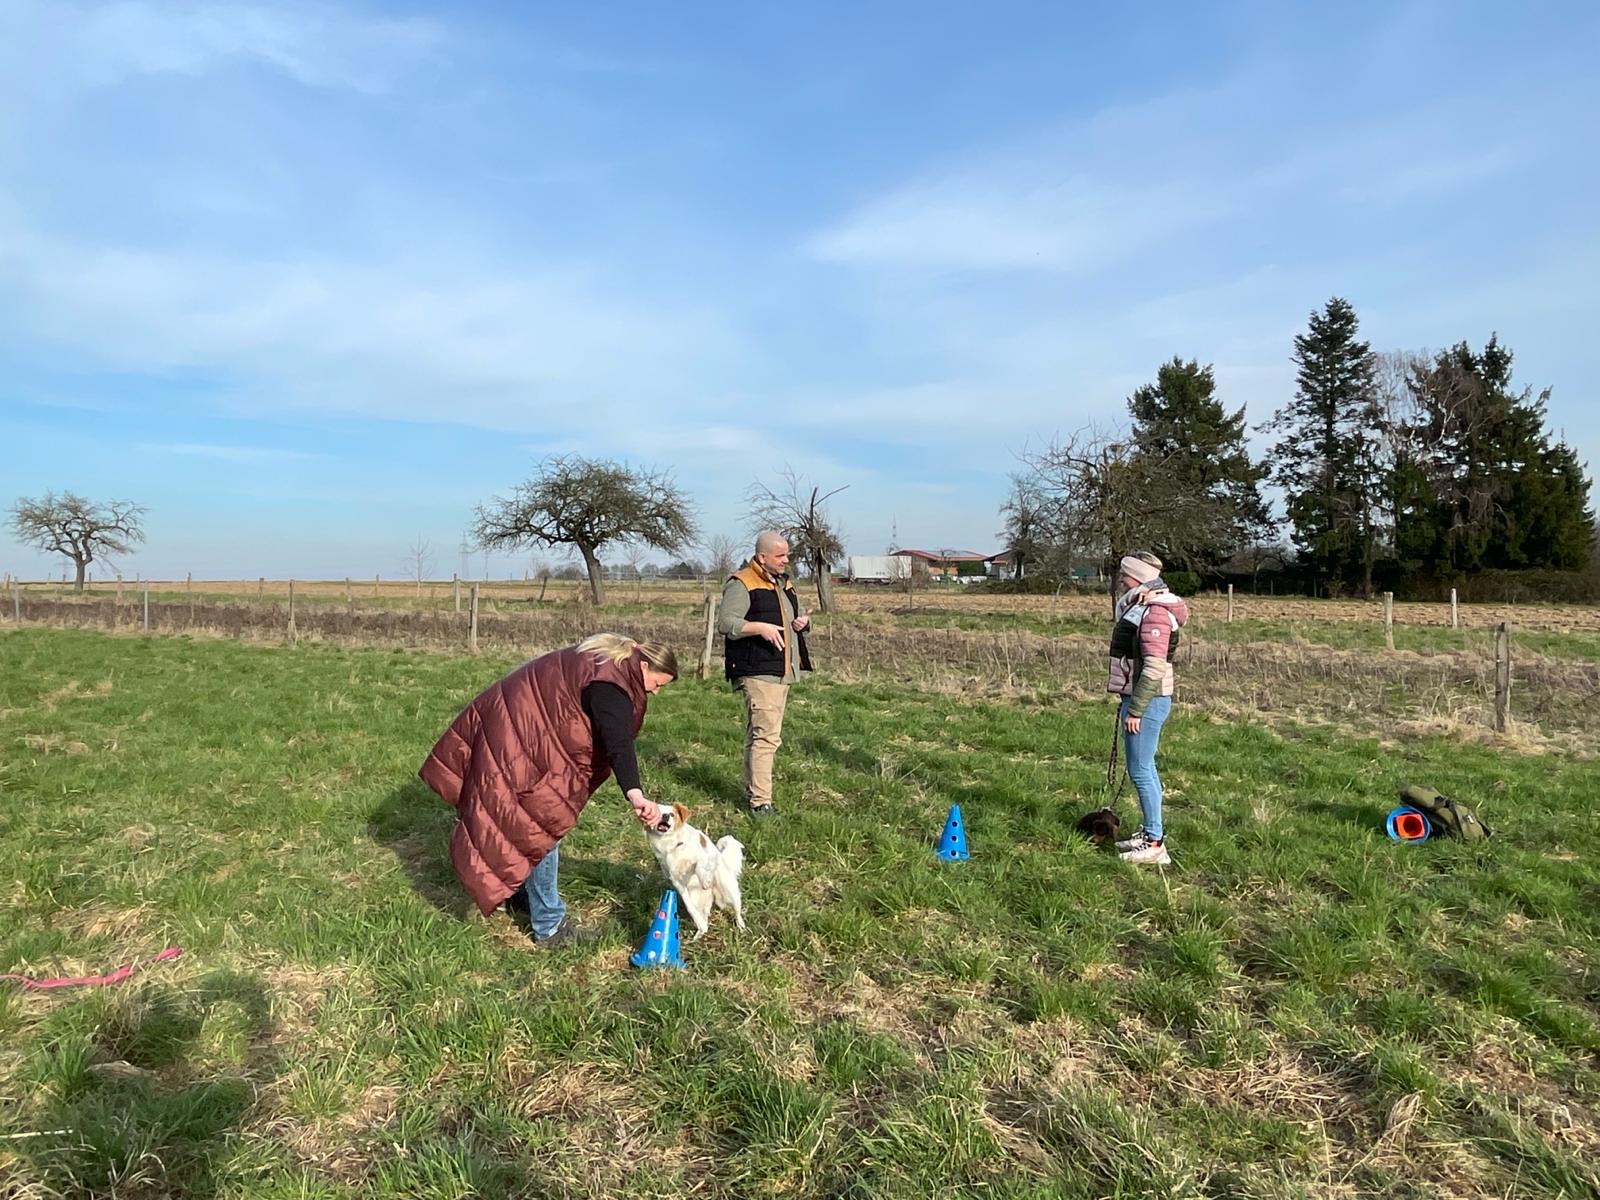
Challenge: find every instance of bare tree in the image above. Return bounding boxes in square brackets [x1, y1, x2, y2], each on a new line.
[622, 542, 647, 601]
[1235, 541, 1291, 592]
[8, 492, 145, 592]
[528, 554, 552, 602]
[1014, 426, 1150, 577]
[703, 534, 740, 582]
[747, 466, 847, 613]
[473, 455, 696, 605]
[402, 536, 434, 597]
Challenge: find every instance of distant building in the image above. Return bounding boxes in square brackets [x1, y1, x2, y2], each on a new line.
[892, 548, 1002, 581]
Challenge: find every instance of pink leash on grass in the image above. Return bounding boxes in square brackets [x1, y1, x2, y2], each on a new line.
[0, 946, 183, 991]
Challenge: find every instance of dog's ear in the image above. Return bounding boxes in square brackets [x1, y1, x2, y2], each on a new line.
[672, 802, 689, 823]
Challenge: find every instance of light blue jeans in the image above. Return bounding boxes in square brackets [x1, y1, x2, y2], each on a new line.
[522, 844, 566, 938]
[1120, 694, 1172, 842]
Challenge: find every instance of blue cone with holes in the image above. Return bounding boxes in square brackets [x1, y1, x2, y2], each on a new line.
[934, 803, 970, 861]
[630, 890, 686, 969]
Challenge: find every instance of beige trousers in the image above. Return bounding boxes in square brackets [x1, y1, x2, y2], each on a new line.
[737, 677, 790, 807]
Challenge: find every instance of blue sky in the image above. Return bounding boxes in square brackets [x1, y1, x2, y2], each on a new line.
[2, 0, 1596, 580]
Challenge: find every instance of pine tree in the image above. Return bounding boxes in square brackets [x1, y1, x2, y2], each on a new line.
[1262, 298, 1382, 595]
[1126, 358, 1271, 573]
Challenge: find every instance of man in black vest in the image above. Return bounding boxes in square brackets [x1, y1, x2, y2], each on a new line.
[718, 530, 813, 817]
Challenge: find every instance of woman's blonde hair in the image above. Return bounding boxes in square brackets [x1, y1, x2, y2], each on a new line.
[577, 632, 679, 679]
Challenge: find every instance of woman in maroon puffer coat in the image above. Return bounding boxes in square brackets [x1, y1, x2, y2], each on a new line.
[419, 632, 678, 947]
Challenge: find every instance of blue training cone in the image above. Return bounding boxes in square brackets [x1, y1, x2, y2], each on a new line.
[1385, 806, 1432, 843]
[630, 890, 686, 969]
[934, 803, 970, 861]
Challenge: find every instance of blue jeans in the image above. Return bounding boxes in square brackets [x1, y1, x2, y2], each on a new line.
[1120, 695, 1172, 842]
[522, 843, 566, 938]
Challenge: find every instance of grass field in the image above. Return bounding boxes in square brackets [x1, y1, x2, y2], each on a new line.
[3, 626, 1599, 1199]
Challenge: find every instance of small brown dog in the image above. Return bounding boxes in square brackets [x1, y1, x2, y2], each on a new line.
[1074, 807, 1121, 845]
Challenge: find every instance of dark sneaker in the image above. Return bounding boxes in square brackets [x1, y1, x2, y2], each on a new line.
[748, 803, 775, 820]
[502, 888, 531, 917]
[531, 915, 590, 949]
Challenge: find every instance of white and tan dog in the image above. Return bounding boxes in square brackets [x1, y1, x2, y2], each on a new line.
[644, 803, 745, 939]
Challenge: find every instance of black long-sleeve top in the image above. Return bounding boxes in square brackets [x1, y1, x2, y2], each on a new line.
[580, 681, 641, 795]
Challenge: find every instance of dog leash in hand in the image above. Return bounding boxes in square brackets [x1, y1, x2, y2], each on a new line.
[1, 946, 183, 991]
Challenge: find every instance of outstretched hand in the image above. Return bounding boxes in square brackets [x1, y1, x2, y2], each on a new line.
[629, 793, 661, 827]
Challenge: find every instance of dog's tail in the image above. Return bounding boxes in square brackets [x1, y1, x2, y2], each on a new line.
[715, 835, 744, 874]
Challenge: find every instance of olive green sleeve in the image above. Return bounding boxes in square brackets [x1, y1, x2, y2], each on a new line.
[1127, 658, 1166, 717]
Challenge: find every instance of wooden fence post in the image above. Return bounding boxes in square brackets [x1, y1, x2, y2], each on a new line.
[188, 572, 195, 626]
[373, 574, 380, 599]
[288, 580, 298, 643]
[469, 583, 479, 653]
[1383, 592, 1394, 651]
[345, 577, 352, 604]
[698, 594, 717, 680]
[1450, 588, 1458, 629]
[1226, 583, 1234, 624]
[454, 574, 460, 613]
[143, 580, 150, 633]
[116, 574, 123, 605]
[11, 578, 19, 624]
[1493, 622, 1511, 732]
[258, 576, 265, 598]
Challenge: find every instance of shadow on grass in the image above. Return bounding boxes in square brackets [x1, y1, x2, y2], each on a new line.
[1303, 798, 1382, 834]
[368, 777, 472, 919]
[367, 779, 658, 926]
[661, 754, 745, 810]
[796, 733, 879, 778]
[21, 970, 276, 1200]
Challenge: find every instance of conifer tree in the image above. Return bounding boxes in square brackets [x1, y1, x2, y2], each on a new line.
[1126, 358, 1271, 574]
[1261, 298, 1381, 595]
[1400, 337, 1593, 575]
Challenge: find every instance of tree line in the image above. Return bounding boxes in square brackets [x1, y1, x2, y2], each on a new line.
[1001, 297, 1595, 598]
[10, 298, 1592, 606]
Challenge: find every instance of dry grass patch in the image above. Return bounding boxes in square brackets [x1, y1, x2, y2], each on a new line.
[48, 901, 156, 942]
[20, 733, 89, 755]
[35, 678, 114, 712]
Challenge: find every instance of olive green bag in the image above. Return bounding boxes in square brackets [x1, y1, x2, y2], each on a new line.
[1399, 783, 1492, 841]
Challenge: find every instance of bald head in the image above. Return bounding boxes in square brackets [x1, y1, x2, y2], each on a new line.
[753, 530, 791, 576]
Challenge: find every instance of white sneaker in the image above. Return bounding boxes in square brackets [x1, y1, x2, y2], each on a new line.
[1120, 838, 1171, 866]
[1115, 830, 1150, 852]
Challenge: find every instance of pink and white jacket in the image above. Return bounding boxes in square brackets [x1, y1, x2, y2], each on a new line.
[1106, 587, 1189, 713]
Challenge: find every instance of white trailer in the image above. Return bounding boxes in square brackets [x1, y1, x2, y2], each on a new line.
[846, 555, 912, 583]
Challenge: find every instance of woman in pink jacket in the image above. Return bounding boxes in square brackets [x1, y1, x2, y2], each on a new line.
[1106, 552, 1188, 865]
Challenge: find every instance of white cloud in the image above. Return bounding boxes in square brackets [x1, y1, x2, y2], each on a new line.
[808, 171, 1227, 273]
[0, 197, 749, 433]
[0, 0, 444, 98]
[137, 441, 316, 461]
[807, 64, 1533, 279]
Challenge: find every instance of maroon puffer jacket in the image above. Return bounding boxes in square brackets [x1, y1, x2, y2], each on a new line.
[419, 644, 647, 915]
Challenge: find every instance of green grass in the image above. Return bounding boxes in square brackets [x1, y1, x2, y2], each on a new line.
[2, 628, 1598, 1198]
